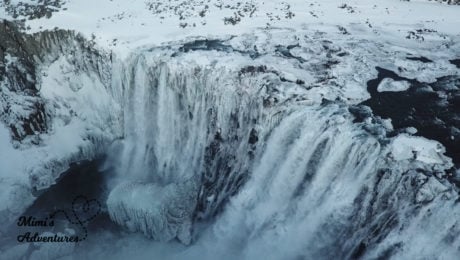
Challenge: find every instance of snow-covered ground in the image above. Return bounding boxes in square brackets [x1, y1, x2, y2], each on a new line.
[1, 0, 459, 58]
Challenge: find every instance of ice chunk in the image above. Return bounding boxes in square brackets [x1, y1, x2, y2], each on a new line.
[377, 78, 411, 92]
[390, 134, 451, 165]
[406, 127, 418, 134]
[416, 177, 450, 203]
[107, 179, 198, 245]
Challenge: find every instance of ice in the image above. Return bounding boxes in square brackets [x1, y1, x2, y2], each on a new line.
[0, 32, 122, 234]
[0, 244, 29, 260]
[390, 134, 450, 165]
[29, 232, 75, 260]
[1, 0, 460, 258]
[377, 78, 411, 92]
[415, 176, 450, 203]
[107, 179, 198, 245]
[99, 41, 458, 258]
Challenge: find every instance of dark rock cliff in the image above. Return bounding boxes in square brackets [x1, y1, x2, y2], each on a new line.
[0, 19, 111, 143]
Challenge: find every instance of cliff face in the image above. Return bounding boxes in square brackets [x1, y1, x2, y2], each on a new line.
[0, 20, 120, 235]
[0, 19, 111, 143]
[0, 20, 47, 142]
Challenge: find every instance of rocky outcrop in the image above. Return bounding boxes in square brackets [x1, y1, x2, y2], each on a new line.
[0, 19, 118, 239]
[1, 0, 66, 20]
[0, 19, 111, 143]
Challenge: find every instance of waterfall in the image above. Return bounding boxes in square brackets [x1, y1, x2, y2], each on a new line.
[108, 50, 276, 244]
[106, 46, 458, 258]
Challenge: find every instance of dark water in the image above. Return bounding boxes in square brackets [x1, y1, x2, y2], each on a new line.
[24, 160, 113, 230]
[355, 66, 460, 177]
[1, 159, 121, 256]
[406, 56, 432, 63]
[450, 59, 460, 69]
[27, 160, 107, 214]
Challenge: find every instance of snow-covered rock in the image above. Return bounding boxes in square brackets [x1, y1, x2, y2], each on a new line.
[390, 134, 450, 165]
[0, 20, 122, 235]
[416, 176, 450, 203]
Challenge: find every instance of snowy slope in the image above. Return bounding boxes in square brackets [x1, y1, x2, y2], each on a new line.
[0, 22, 122, 234]
[1, 0, 459, 58]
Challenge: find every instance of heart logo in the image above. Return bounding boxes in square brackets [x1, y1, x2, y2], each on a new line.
[71, 196, 101, 224]
[48, 195, 102, 241]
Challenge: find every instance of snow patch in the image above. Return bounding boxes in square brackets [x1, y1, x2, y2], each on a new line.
[390, 134, 450, 164]
[377, 78, 411, 92]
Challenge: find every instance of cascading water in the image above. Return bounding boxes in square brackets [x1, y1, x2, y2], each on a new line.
[107, 50, 281, 244]
[104, 43, 459, 259]
[1, 8, 460, 258]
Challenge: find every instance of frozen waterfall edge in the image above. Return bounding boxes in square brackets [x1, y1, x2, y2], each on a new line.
[105, 42, 458, 259]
